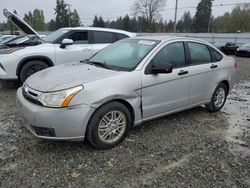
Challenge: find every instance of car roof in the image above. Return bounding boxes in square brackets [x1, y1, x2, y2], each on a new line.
[132, 35, 209, 44]
[59, 27, 136, 37]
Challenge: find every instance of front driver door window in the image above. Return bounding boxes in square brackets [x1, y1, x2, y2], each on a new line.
[141, 42, 190, 120]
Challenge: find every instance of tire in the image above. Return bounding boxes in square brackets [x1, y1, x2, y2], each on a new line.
[205, 83, 228, 112]
[19, 60, 49, 83]
[86, 101, 131, 149]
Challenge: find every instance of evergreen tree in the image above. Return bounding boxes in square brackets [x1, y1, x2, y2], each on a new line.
[71, 9, 81, 27]
[54, 0, 69, 29]
[123, 15, 131, 31]
[194, 0, 213, 32]
[48, 19, 57, 31]
[92, 16, 99, 27]
[182, 11, 193, 33]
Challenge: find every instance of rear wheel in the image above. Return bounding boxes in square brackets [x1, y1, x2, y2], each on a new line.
[86, 101, 131, 149]
[19, 60, 49, 83]
[205, 83, 228, 112]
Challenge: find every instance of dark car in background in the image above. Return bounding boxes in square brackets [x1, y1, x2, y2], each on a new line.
[214, 42, 239, 55]
[235, 43, 250, 57]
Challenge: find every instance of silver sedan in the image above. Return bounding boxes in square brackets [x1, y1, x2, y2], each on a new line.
[16, 36, 238, 149]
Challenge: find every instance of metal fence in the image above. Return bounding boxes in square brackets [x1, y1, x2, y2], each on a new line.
[138, 33, 250, 45]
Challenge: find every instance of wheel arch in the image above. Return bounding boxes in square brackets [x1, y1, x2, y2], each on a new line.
[16, 56, 54, 77]
[86, 99, 136, 133]
[220, 80, 230, 93]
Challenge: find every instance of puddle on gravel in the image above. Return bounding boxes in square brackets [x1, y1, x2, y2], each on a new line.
[222, 81, 250, 157]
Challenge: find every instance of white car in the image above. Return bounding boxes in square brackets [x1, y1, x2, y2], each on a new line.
[0, 9, 136, 82]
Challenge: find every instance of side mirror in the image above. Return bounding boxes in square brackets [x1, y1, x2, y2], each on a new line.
[145, 63, 173, 75]
[60, 39, 73, 48]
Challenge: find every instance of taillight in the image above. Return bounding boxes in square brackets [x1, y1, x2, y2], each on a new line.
[233, 62, 237, 70]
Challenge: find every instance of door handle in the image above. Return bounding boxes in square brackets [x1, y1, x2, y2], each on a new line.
[210, 64, 218, 69]
[178, 70, 188, 76]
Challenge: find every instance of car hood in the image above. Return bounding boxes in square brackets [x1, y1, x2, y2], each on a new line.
[25, 63, 124, 92]
[3, 9, 41, 39]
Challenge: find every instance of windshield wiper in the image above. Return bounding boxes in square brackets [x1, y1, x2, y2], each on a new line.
[81, 59, 111, 69]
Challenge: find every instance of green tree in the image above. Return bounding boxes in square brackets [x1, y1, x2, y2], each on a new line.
[48, 19, 57, 31]
[54, 0, 69, 29]
[182, 11, 193, 33]
[193, 0, 213, 32]
[70, 9, 81, 27]
[214, 4, 250, 33]
[23, 10, 45, 31]
[92, 16, 105, 27]
[123, 15, 131, 31]
[92, 16, 99, 27]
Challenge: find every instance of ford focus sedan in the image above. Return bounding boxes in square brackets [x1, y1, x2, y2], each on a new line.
[16, 36, 238, 149]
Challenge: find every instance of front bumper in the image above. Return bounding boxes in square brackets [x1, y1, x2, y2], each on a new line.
[16, 88, 95, 141]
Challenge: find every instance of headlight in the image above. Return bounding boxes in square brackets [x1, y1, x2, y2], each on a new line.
[38, 85, 83, 108]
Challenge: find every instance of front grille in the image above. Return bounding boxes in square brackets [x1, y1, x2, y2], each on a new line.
[22, 84, 43, 106]
[32, 126, 56, 137]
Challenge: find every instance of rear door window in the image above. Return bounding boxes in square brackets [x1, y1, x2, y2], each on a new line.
[93, 31, 116, 44]
[187, 42, 212, 64]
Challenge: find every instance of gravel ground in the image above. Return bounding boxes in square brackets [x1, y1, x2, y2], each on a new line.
[0, 57, 249, 188]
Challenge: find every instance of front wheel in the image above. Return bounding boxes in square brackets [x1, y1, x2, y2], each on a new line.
[86, 101, 131, 149]
[19, 60, 49, 83]
[205, 83, 228, 112]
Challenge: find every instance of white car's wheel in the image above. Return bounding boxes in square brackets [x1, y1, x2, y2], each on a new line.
[19, 60, 49, 83]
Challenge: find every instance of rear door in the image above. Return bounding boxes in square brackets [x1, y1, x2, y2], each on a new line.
[55, 30, 93, 65]
[184, 42, 221, 105]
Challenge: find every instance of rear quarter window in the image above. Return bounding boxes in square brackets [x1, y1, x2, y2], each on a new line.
[93, 31, 116, 44]
[209, 47, 223, 62]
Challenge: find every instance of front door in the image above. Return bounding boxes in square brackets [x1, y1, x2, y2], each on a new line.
[141, 42, 190, 120]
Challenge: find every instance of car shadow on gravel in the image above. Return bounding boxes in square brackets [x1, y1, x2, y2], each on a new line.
[29, 106, 211, 151]
[0, 80, 20, 90]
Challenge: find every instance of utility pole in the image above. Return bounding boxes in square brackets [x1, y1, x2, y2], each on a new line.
[208, 0, 214, 33]
[174, 0, 178, 34]
[67, 4, 72, 27]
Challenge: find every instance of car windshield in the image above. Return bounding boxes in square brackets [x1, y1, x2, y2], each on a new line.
[43, 29, 69, 43]
[242, 43, 250, 48]
[89, 39, 159, 71]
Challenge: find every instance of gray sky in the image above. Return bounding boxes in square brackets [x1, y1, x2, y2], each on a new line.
[1, 0, 250, 26]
